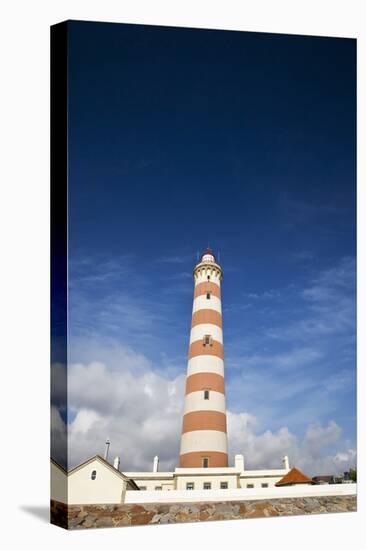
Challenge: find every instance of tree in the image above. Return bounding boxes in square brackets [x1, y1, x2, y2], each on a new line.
[349, 467, 357, 482]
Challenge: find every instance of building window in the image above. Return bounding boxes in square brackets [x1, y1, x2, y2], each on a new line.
[261, 483, 268, 488]
[246, 484, 254, 488]
[207, 275, 210, 280]
[203, 334, 212, 346]
[202, 457, 209, 468]
[220, 482, 228, 489]
[204, 389, 210, 400]
[203, 482, 211, 490]
[139, 486, 147, 490]
[186, 482, 194, 490]
[155, 486, 162, 490]
[91, 470, 97, 480]
[206, 291, 211, 300]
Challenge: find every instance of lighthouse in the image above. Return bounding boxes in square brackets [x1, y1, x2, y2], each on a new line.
[179, 249, 228, 468]
[58, 248, 294, 507]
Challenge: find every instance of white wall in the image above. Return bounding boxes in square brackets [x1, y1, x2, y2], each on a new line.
[133, 479, 175, 491]
[193, 295, 221, 313]
[190, 323, 223, 344]
[68, 458, 126, 504]
[124, 483, 357, 504]
[175, 474, 238, 491]
[50, 461, 67, 504]
[183, 390, 226, 414]
[187, 356, 224, 376]
[123, 472, 175, 491]
[195, 268, 221, 286]
[239, 476, 283, 489]
[180, 430, 228, 453]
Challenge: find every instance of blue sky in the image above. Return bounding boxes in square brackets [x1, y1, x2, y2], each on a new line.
[55, 21, 356, 474]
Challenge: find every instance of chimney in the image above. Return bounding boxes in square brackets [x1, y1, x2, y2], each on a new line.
[153, 455, 159, 472]
[104, 438, 110, 461]
[235, 454, 245, 471]
[113, 456, 120, 470]
[282, 455, 289, 470]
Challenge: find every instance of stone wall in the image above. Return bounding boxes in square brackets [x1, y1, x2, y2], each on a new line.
[51, 495, 356, 530]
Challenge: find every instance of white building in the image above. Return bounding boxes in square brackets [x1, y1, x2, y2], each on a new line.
[125, 454, 290, 492]
[52, 452, 357, 506]
[52, 455, 139, 505]
[52, 452, 291, 505]
[53, 250, 348, 506]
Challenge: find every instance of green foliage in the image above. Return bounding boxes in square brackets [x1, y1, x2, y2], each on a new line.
[349, 468, 357, 482]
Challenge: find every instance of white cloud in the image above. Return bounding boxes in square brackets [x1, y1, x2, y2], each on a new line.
[70, 409, 103, 435]
[65, 352, 185, 471]
[334, 449, 356, 464]
[246, 289, 281, 300]
[267, 257, 355, 341]
[69, 339, 152, 374]
[51, 405, 67, 467]
[303, 421, 342, 456]
[230, 347, 323, 371]
[51, 351, 356, 477]
[228, 413, 356, 476]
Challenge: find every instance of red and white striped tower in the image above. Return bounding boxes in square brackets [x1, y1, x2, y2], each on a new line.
[179, 249, 228, 468]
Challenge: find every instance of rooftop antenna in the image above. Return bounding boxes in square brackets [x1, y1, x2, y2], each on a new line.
[104, 438, 110, 461]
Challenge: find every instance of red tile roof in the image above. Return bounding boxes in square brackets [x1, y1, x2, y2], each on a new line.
[275, 467, 313, 486]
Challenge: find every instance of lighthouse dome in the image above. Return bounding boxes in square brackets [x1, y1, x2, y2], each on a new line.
[200, 248, 216, 263]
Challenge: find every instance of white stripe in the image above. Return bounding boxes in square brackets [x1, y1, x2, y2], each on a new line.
[180, 430, 228, 454]
[195, 270, 221, 286]
[189, 324, 223, 344]
[187, 356, 224, 377]
[184, 390, 226, 414]
[192, 295, 221, 314]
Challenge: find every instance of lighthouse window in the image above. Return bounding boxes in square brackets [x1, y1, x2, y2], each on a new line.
[204, 389, 210, 400]
[207, 275, 210, 280]
[220, 482, 228, 489]
[247, 484, 254, 489]
[203, 334, 212, 346]
[91, 470, 97, 480]
[206, 292, 211, 299]
[203, 482, 211, 490]
[261, 483, 269, 488]
[186, 482, 194, 490]
[202, 457, 209, 468]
